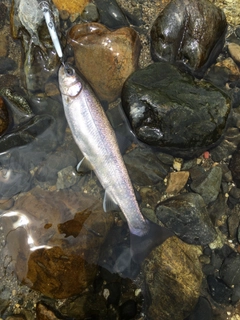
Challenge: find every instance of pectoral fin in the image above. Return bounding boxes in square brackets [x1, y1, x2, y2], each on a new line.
[103, 190, 119, 212]
[76, 157, 93, 173]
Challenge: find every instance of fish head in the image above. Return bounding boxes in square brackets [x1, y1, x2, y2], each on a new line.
[58, 64, 82, 98]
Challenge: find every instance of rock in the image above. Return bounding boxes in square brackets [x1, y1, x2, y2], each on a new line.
[213, 0, 240, 26]
[150, 0, 227, 77]
[0, 3, 7, 29]
[0, 57, 17, 73]
[52, 0, 90, 14]
[156, 193, 216, 245]
[68, 23, 141, 102]
[0, 165, 32, 200]
[0, 75, 20, 91]
[185, 297, 213, 320]
[207, 275, 232, 304]
[11, 0, 61, 93]
[81, 3, 99, 22]
[1, 188, 114, 298]
[122, 62, 231, 158]
[229, 150, 240, 188]
[119, 299, 137, 319]
[36, 302, 61, 320]
[0, 97, 9, 135]
[56, 166, 80, 190]
[6, 316, 26, 320]
[0, 35, 8, 57]
[142, 236, 203, 320]
[123, 147, 170, 186]
[94, 0, 129, 29]
[59, 292, 107, 318]
[219, 252, 240, 287]
[166, 171, 189, 194]
[190, 166, 222, 205]
[35, 150, 77, 185]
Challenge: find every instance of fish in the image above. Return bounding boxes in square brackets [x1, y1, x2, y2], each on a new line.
[58, 64, 173, 267]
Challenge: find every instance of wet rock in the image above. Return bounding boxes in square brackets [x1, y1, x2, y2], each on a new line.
[190, 166, 222, 205]
[81, 3, 99, 22]
[0, 97, 9, 135]
[185, 297, 213, 320]
[0, 35, 8, 57]
[166, 171, 189, 194]
[156, 193, 216, 245]
[94, 0, 129, 29]
[150, 0, 227, 77]
[229, 150, 240, 188]
[0, 75, 20, 91]
[52, 0, 90, 14]
[207, 275, 232, 304]
[0, 3, 7, 29]
[0, 298, 10, 316]
[122, 62, 231, 158]
[68, 23, 141, 102]
[123, 147, 170, 186]
[36, 302, 61, 320]
[59, 292, 107, 318]
[35, 151, 77, 185]
[143, 236, 203, 320]
[6, 316, 26, 320]
[1, 188, 114, 298]
[219, 252, 240, 287]
[0, 57, 17, 73]
[11, 0, 61, 93]
[29, 96, 67, 145]
[56, 166, 80, 190]
[119, 299, 137, 319]
[228, 42, 240, 65]
[0, 165, 32, 200]
[0, 114, 59, 171]
[210, 127, 240, 162]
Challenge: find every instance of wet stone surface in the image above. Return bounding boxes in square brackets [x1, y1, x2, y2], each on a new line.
[122, 62, 231, 158]
[156, 193, 217, 245]
[151, 0, 227, 77]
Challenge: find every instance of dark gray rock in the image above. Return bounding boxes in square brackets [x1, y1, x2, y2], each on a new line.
[0, 114, 60, 171]
[0, 164, 32, 199]
[185, 297, 212, 320]
[207, 275, 232, 304]
[122, 62, 231, 158]
[220, 253, 240, 287]
[0, 57, 17, 73]
[229, 150, 240, 188]
[123, 147, 170, 186]
[150, 0, 227, 77]
[211, 127, 240, 162]
[35, 150, 77, 185]
[156, 193, 216, 245]
[94, 0, 129, 29]
[190, 166, 222, 205]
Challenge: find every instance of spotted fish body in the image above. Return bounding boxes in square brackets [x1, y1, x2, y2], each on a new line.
[58, 65, 149, 237]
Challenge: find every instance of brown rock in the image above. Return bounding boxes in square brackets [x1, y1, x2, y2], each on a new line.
[228, 43, 240, 65]
[2, 187, 114, 299]
[68, 23, 141, 102]
[166, 171, 189, 194]
[36, 302, 61, 320]
[52, 0, 90, 14]
[143, 236, 203, 320]
[0, 96, 9, 135]
[215, 57, 240, 81]
[0, 35, 8, 57]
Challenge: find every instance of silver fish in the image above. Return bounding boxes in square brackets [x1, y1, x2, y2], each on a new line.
[58, 64, 149, 237]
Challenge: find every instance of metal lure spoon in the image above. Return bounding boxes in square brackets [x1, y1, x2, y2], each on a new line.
[38, 0, 63, 59]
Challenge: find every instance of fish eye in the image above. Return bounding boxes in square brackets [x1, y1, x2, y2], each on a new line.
[65, 66, 74, 76]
